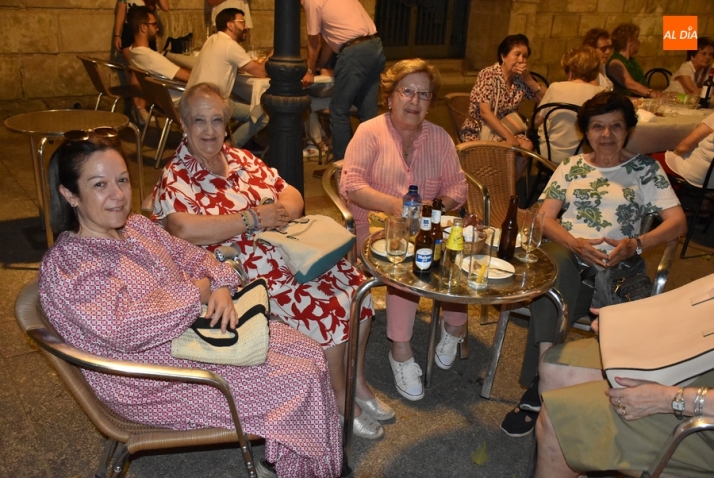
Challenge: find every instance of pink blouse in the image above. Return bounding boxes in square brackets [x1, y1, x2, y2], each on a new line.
[340, 113, 467, 246]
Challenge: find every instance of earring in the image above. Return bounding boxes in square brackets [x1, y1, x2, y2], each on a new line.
[183, 133, 188, 138]
[225, 131, 228, 137]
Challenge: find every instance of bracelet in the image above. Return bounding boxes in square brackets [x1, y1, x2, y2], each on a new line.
[240, 211, 252, 233]
[114, 34, 121, 37]
[695, 387, 709, 416]
[247, 208, 260, 230]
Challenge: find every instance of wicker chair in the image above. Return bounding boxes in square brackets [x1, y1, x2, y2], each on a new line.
[321, 159, 357, 264]
[15, 278, 260, 478]
[77, 56, 144, 112]
[445, 92, 480, 144]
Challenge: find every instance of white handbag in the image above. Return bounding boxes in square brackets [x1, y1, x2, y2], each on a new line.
[599, 274, 714, 388]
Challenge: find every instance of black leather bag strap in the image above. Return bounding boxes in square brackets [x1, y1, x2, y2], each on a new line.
[190, 318, 238, 347]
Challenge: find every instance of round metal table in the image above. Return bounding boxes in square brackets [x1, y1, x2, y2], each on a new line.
[4, 109, 143, 247]
[343, 230, 566, 459]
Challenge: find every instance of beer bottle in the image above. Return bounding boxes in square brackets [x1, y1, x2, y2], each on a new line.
[413, 205, 434, 275]
[497, 195, 519, 261]
[441, 217, 464, 289]
[700, 68, 713, 108]
[430, 198, 444, 269]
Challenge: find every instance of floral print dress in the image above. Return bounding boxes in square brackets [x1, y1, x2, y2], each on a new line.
[540, 153, 680, 254]
[460, 63, 536, 142]
[152, 140, 374, 349]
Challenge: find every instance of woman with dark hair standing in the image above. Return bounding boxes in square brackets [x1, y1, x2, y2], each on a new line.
[500, 91, 686, 438]
[41, 131, 344, 477]
[460, 34, 546, 150]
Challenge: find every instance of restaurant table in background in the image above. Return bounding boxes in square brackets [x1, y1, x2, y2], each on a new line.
[232, 74, 334, 122]
[165, 51, 199, 70]
[4, 110, 143, 247]
[342, 230, 566, 460]
[628, 106, 709, 155]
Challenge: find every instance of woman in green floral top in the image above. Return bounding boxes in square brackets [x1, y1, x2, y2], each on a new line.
[500, 91, 687, 438]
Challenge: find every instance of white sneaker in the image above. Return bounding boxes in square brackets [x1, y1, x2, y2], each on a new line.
[388, 352, 424, 401]
[435, 320, 463, 370]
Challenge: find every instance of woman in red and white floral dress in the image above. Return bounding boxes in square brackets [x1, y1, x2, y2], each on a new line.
[152, 82, 392, 440]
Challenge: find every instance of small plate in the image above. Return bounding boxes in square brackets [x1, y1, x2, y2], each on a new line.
[370, 238, 415, 259]
[460, 256, 516, 279]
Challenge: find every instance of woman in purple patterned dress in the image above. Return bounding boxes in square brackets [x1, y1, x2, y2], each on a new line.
[39, 131, 342, 477]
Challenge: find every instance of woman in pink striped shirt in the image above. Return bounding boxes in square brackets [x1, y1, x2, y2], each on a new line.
[340, 59, 468, 402]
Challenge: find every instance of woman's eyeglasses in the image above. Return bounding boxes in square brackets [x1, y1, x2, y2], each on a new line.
[396, 87, 433, 101]
[63, 127, 119, 142]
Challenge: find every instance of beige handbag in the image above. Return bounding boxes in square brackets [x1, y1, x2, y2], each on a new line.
[599, 274, 714, 388]
[171, 278, 270, 366]
[479, 88, 527, 141]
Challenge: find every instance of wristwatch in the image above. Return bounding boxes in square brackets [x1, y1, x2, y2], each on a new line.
[634, 237, 643, 255]
[672, 387, 685, 419]
[306, 68, 314, 75]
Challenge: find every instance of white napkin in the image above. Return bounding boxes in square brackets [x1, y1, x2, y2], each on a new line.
[636, 109, 657, 122]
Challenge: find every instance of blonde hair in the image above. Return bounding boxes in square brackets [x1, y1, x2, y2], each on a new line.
[561, 46, 601, 82]
[380, 58, 441, 106]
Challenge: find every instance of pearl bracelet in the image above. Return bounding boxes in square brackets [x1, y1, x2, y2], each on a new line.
[240, 211, 252, 234]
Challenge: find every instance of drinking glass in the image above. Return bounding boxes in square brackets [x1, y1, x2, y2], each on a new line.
[516, 209, 544, 263]
[467, 226, 495, 290]
[686, 94, 699, 109]
[385, 216, 408, 275]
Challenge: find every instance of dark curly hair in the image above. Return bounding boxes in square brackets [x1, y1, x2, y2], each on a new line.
[576, 92, 638, 147]
[497, 34, 531, 64]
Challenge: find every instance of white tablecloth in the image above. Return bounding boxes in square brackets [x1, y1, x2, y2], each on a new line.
[627, 106, 709, 155]
[165, 51, 199, 70]
[232, 75, 334, 122]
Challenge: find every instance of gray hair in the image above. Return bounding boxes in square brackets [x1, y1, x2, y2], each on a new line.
[178, 83, 233, 127]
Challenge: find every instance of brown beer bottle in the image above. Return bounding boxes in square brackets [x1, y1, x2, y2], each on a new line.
[430, 198, 444, 269]
[413, 205, 434, 275]
[497, 195, 519, 261]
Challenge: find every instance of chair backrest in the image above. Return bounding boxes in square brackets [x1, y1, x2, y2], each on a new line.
[530, 71, 550, 88]
[445, 92, 479, 144]
[143, 76, 183, 125]
[321, 160, 357, 263]
[77, 55, 113, 97]
[645, 68, 672, 88]
[528, 102, 583, 161]
[456, 141, 518, 227]
[14, 278, 257, 470]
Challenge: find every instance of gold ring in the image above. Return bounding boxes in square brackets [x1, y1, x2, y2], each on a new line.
[620, 406, 627, 416]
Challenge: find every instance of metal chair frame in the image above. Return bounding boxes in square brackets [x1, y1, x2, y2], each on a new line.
[321, 160, 357, 264]
[77, 55, 143, 112]
[142, 76, 186, 168]
[530, 71, 550, 88]
[645, 68, 672, 89]
[668, 156, 714, 258]
[15, 278, 260, 478]
[526, 102, 584, 204]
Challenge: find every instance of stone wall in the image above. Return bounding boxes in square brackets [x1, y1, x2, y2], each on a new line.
[504, 0, 714, 83]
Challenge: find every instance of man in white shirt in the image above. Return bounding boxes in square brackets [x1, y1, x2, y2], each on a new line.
[187, 8, 268, 147]
[301, 0, 385, 162]
[128, 7, 191, 83]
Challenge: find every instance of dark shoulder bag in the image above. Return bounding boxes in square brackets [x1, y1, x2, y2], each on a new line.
[590, 255, 652, 308]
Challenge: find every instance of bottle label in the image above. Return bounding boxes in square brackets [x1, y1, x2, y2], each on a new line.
[402, 204, 409, 218]
[431, 209, 442, 224]
[433, 238, 442, 261]
[420, 217, 431, 230]
[444, 225, 464, 251]
[414, 248, 433, 270]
